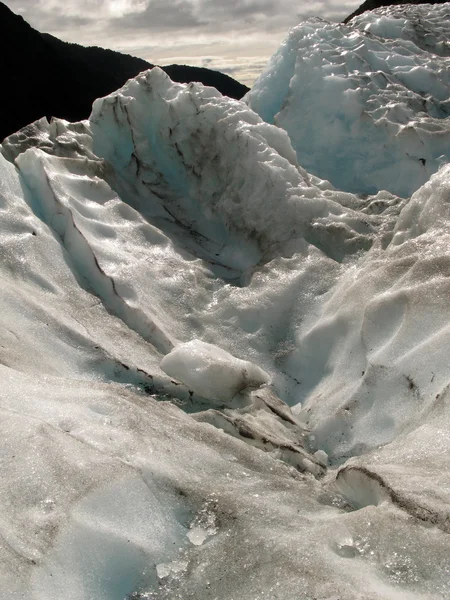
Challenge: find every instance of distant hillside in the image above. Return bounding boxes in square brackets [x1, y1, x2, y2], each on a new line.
[0, 2, 249, 141]
[344, 0, 449, 22]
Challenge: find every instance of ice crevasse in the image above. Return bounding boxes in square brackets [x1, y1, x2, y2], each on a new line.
[0, 4, 449, 600]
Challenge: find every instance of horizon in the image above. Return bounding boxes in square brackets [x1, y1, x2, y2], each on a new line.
[2, 0, 362, 86]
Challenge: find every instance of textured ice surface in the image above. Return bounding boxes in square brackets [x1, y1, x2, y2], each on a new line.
[245, 3, 450, 197]
[0, 6, 450, 599]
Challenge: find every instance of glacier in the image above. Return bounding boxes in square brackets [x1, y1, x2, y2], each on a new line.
[0, 3, 449, 600]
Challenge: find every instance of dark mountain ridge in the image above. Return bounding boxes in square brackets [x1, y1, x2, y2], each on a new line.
[0, 2, 249, 142]
[344, 0, 449, 22]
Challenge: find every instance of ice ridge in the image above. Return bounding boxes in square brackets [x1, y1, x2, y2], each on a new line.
[245, 3, 450, 197]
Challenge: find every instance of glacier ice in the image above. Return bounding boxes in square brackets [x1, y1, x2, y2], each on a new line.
[0, 4, 450, 600]
[160, 340, 270, 404]
[245, 3, 450, 198]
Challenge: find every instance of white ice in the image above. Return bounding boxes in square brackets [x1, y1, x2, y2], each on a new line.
[160, 340, 270, 403]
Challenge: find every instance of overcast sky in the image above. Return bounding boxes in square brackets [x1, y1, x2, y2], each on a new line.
[3, 0, 362, 85]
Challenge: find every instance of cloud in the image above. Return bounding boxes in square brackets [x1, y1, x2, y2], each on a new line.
[3, 0, 363, 84]
[118, 0, 204, 30]
[6, 0, 362, 34]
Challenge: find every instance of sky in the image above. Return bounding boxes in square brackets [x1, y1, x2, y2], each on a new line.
[3, 0, 362, 85]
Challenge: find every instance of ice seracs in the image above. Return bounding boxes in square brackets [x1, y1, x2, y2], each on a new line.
[245, 3, 450, 197]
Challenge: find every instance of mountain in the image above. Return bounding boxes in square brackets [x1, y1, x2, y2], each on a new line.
[0, 3, 450, 600]
[344, 0, 449, 22]
[0, 2, 249, 142]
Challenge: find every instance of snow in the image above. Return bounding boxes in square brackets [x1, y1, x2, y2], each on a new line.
[0, 3, 450, 599]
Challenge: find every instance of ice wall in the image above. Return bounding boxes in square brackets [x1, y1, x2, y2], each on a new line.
[245, 3, 450, 197]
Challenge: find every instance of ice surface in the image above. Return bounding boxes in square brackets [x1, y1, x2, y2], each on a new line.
[0, 5, 450, 599]
[245, 3, 450, 197]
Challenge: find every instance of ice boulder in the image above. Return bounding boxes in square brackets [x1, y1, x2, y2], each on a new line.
[160, 340, 270, 404]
